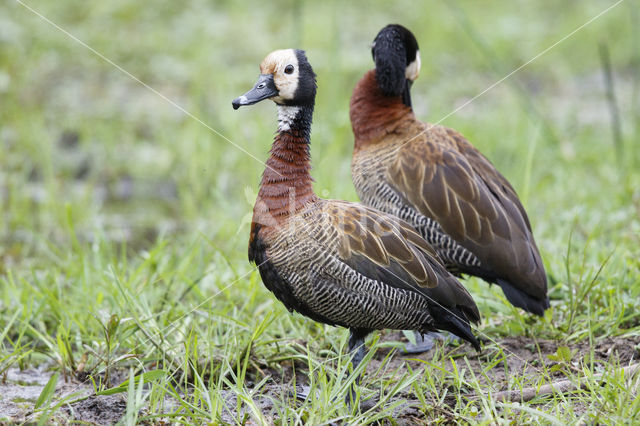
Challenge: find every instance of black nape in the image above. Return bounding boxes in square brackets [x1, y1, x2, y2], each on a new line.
[371, 24, 419, 99]
[402, 79, 413, 107]
[292, 49, 317, 107]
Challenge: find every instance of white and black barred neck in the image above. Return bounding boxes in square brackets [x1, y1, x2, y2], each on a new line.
[371, 24, 421, 107]
[233, 49, 317, 142]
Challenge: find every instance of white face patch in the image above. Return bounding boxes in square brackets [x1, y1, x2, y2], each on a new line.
[405, 50, 421, 81]
[260, 49, 300, 102]
[277, 105, 300, 131]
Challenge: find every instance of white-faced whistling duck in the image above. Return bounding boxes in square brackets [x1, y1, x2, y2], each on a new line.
[349, 25, 548, 351]
[232, 48, 480, 401]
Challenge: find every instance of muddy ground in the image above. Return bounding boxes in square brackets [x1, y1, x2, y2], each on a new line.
[2, 334, 638, 424]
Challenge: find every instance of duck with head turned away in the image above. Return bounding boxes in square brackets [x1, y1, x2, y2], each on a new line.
[349, 25, 549, 352]
[232, 48, 480, 402]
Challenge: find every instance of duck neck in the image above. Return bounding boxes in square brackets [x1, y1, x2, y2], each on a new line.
[254, 104, 318, 226]
[350, 70, 415, 152]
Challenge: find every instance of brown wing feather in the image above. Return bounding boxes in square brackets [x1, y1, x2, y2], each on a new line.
[329, 201, 433, 287]
[387, 126, 546, 298]
[324, 200, 480, 322]
[445, 128, 532, 229]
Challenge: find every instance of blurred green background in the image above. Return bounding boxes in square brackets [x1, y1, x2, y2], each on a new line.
[2, 0, 637, 264]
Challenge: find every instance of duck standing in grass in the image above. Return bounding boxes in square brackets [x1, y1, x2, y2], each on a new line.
[350, 25, 548, 350]
[232, 49, 480, 397]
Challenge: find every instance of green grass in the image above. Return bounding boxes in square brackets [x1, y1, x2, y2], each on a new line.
[1, 0, 640, 424]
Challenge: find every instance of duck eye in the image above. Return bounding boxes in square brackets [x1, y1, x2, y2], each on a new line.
[284, 65, 295, 74]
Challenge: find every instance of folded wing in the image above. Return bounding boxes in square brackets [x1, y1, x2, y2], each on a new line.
[387, 127, 547, 305]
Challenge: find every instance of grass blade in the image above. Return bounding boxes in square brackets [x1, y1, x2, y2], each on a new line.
[35, 372, 59, 410]
[96, 370, 167, 396]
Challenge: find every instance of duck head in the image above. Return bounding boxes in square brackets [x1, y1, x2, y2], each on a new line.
[232, 49, 317, 110]
[371, 24, 420, 106]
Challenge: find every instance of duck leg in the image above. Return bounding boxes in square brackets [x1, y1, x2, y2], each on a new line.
[345, 329, 368, 405]
[294, 329, 370, 403]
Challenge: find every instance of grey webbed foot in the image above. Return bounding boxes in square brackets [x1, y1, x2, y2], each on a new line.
[292, 385, 313, 401]
[403, 331, 461, 354]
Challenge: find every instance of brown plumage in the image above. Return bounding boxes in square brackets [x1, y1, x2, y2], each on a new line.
[350, 25, 549, 316]
[233, 49, 480, 399]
